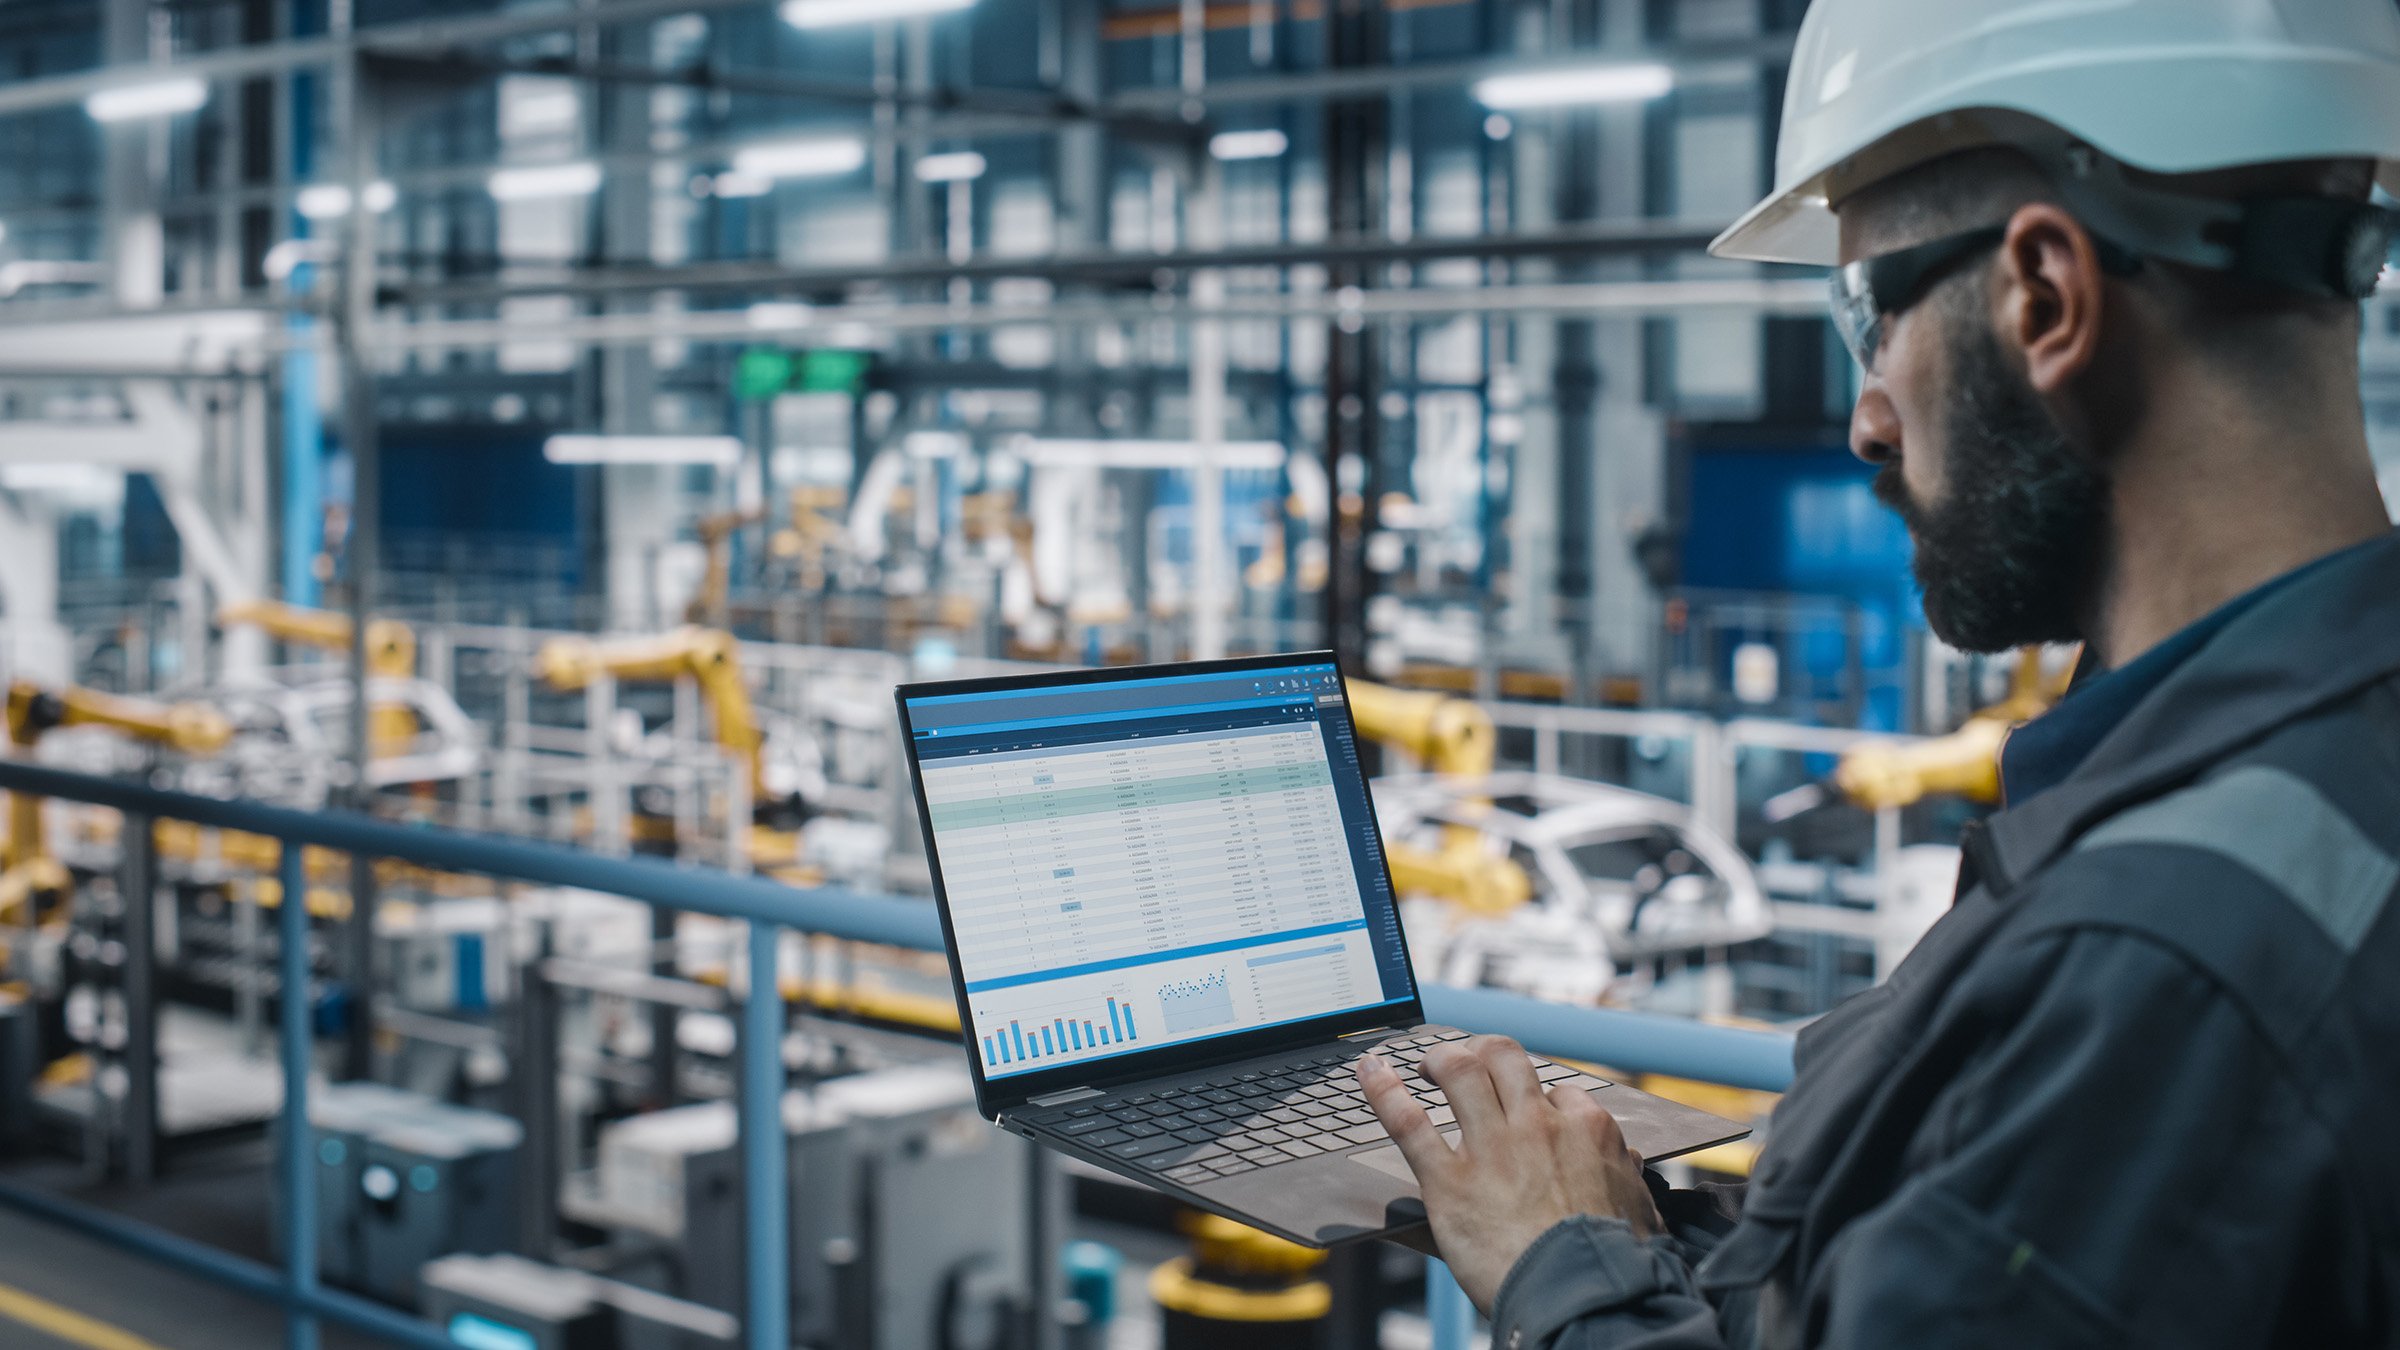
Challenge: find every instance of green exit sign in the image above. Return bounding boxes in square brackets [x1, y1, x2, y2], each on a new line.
[735, 347, 872, 399]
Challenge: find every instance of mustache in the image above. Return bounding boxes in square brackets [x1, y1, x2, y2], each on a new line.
[1872, 462, 1918, 524]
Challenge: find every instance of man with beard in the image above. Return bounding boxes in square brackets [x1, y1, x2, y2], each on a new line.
[1356, 2, 2400, 1346]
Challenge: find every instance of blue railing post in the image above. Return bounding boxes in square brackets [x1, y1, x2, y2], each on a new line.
[277, 839, 321, 1350]
[742, 921, 789, 1350]
[1427, 1259, 1476, 1350]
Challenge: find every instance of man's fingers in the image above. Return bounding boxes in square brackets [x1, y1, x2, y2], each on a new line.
[1421, 1041, 1506, 1137]
[1476, 1036, 1546, 1117]
[1357, 1055, 1452, 1181]
[1553, 1086, 1632, 1151]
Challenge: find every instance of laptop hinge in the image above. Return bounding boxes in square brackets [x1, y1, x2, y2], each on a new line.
[1338, 1026, 1401, 1040]
[1026, 1085, 1104, 1107]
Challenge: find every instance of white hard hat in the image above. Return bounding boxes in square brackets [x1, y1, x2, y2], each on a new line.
[1712, 0, 2400, 265]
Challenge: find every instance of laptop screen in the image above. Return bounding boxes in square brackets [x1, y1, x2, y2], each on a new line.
[903, 656, 1416, 1082]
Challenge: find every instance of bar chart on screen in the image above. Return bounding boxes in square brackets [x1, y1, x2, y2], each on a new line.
[976, 990, 1140, 1068]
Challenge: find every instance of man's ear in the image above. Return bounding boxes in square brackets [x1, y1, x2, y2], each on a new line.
[1993, 201, 2107, 395]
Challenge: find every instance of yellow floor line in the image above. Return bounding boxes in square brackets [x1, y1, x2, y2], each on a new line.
[0, 1282, 169, 1350]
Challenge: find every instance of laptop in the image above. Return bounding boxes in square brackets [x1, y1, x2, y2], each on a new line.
[895, 651, 1750, 1247]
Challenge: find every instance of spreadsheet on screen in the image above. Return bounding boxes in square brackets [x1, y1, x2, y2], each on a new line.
[905, 662, 1414, 1080]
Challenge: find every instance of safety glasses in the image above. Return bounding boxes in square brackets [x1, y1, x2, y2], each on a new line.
[1827, 225, 2007, 373]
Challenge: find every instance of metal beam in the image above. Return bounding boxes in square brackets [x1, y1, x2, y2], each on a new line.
[0, 0, 786, 118]
[401, 50, 1198, 142]
[358, 277, 1828, 350]
[382, 218, 1733, 305]
[1107, 39, 1793, 112]
[0, 11, 1789, 125]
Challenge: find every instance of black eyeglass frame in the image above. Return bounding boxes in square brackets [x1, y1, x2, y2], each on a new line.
[1828, 224, 2142, 372]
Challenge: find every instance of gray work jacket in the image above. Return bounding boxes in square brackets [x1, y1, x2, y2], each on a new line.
[1491, 531, 2400, 1349]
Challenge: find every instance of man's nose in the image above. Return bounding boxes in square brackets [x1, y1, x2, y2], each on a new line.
[1848, 380, 1901, 467]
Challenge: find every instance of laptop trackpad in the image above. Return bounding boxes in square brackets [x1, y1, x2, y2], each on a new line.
[1349, 1126, 1460, 1183]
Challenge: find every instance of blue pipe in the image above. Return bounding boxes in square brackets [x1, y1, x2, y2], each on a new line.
[741, 923, 789, 1350]
[278, 841, 321, 1350]
[0, 1180, 457, 1350]
[0, 761, 943, 948]
[1422, 985, 1795, 1094]
[0, 761, 1797, 1092]
[282, 321, 324, 609]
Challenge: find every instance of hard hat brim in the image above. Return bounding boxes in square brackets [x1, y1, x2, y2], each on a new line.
[1708, 186, 1841, 266]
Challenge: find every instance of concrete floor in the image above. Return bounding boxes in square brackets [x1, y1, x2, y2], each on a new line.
[0, 1143, 382, 1350]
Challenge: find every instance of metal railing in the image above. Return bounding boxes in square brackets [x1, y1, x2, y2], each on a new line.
[0, 757, 1793, 1349]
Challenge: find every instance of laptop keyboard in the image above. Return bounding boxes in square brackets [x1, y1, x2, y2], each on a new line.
[1017, 1029, 1613, 1187]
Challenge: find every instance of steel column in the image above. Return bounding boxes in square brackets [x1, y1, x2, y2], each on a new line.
[335, 40, 383, 1085]
[740, 922, 788, 1350]
[512, 938, 562, 1258]
[1320, 0, 1387, 672]
[118, 814, 159, 1185]
[276, 840, 320, 1350]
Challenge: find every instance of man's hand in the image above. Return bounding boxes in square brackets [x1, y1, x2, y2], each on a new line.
[1357, 1036, 1662, 1315]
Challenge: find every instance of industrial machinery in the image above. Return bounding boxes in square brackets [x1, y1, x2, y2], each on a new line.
[216, 600, 422, 758]
[534, 627, 819, 863]
[1149, 1214, 1330, 1350]
[422, 1252, 739, 1350]
[683, 508, 766, 629]
[1834, 647, 2076, 810]
[575, 1064, 1034, 1350]
[186, 677, 485, 805]
[1343, 679, 1533, 913]
[3, 680, 233, 922]
[286, 1083, 523, 1307]
[1375, 772, 1773, 1006]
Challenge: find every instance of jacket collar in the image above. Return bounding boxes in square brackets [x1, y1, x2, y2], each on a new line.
[1982, 529, 2400, 889]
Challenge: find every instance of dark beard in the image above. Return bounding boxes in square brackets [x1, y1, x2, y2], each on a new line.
[1874, 314, 2108, 653]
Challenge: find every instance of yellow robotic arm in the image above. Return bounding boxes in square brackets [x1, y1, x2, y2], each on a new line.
[1343, 679, 1532, 914]
[4, 681, 233, 901]
[535, 627, 767, 806]
[684, 507, 767, 627]
[215, 599, 421, 757]
[1834, 647, 2077, 810]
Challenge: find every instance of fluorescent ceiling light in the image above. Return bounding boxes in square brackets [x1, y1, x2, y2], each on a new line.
[781, 0, 974, 28]
[1011, 437, 1286, 471]
[544, 435, 744, 467]
[488, 161, 602, 201]
[914, 151, 987, 183]
[0, 260, 108, 298]
[261, 239, 335, 282]
[1472, 63, 1674, 109]
[904, 431, 967, 459]
[711, 171, 775, 199]
[1208, 130, 1288, 162]
[295, 181, 397, 220]
[86, 77, 209, 122]
[504, 87, 581, 135]
[745, 302, 815, 331]
[733, 137, 868, 181]
[1, 463, 123, 495]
